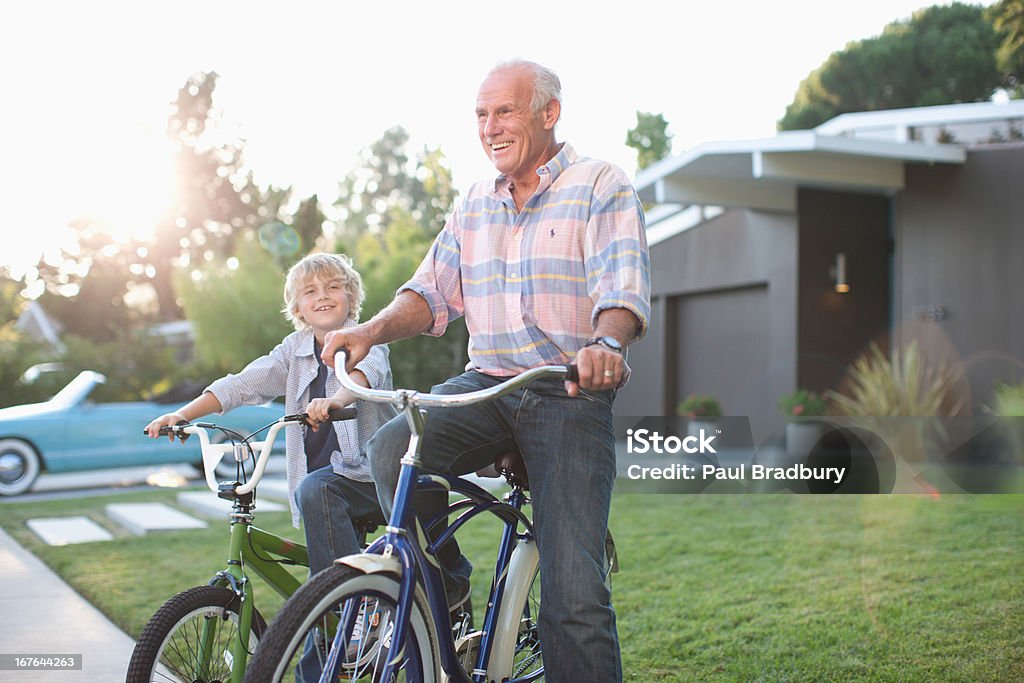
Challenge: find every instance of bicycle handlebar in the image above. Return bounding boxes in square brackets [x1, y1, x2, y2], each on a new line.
[332, 349, 578, 409]
[148, 407, 358, 494]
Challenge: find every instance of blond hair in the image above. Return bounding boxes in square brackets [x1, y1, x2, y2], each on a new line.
[282, 253, 365, 331]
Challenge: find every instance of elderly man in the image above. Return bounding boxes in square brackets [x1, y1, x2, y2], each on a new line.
[323, 59, 650, 682]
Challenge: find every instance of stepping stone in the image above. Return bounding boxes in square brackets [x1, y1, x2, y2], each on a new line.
[177, 491, 286, 518]
[105, 503, 208, 535]
[26, 516, 114, 546]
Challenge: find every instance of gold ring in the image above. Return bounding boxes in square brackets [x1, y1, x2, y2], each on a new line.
[603, 370, 614, 377]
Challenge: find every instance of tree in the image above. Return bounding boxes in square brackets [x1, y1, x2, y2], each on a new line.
[334, 126, 457, 241]
[780, 3, 1002, 130]
[31, 220, 156, 341]
[625, 112, 673, 170]
[176, 235, 293, 377]
[350, 209, 468, 390]
[0, 267, 24, 325]
[334, 128, 466, 389]
[148, 71, 265, 319]
[988, 0, 1024, 93]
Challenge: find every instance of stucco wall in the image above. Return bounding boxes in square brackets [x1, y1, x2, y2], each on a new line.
[894, 144, 1024, 410]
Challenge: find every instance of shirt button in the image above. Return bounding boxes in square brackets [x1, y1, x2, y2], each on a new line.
[514, 233, 522, 240]
[510, 273, 518, 279]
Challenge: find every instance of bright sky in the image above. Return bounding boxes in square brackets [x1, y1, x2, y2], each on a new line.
[1, 0, 956, 280]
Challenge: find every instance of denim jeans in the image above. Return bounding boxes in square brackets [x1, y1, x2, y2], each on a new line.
[368, 371, 622, 683]
[294, 466, 386, 576]
[294, 466, 387, 683]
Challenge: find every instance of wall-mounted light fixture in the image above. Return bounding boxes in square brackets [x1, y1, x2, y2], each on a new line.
[830, 252, 849, 294]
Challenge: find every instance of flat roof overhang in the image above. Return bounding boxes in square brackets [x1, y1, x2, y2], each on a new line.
[634, 131, 967, 213]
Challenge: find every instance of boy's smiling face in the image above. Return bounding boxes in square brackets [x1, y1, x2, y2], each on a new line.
[295, 276, 351, 340]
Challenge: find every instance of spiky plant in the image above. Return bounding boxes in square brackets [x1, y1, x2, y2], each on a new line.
[827, 341, 965, 480]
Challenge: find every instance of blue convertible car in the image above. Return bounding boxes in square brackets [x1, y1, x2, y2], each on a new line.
[0, 371, 284, 496]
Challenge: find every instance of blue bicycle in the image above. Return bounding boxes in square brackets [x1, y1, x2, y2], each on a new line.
[240, 353, 582, 682]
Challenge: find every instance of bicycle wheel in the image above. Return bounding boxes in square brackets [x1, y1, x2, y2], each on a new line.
[126, 584, 266, 683]
[242, 564, 439, 683]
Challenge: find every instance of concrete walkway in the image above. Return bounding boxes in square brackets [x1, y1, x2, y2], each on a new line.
[0, 526, 135, 682]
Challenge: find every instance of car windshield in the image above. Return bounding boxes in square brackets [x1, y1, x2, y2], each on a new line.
[49, 372, 105, 408]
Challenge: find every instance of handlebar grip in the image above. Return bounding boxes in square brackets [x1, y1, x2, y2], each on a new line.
[146, 422, 189, 438]
[327, 406, 358, 421]
[565, 364, 579, 383]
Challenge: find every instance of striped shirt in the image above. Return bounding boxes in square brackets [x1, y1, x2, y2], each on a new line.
[401, 142, 651, 376]
[206, 321, 395, 527]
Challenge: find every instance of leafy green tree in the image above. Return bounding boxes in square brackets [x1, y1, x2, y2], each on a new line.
[176, 235, 292, 377]
[333, 127, 466, 389]
[31, 221, 156, 341]
[625, 112, 673, 170]
[335, 126, 456, 240]
[0, 267, 24, 325]
[291, 194, 328, 259]
[350, 209, 468, 390]
[56, 331, 181, 402]
[148, 71, 265, 319]
[0, 326, 55, 407]
[780, 3, 1002, 130]
[988, 0, 1024, 93]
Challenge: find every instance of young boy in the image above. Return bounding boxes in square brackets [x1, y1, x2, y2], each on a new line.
[144, 252, 395, 578]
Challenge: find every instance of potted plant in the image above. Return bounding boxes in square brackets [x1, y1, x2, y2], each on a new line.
[777, 389, 828, 456]
[677, 394, 722, 439]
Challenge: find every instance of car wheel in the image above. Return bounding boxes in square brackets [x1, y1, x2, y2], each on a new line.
[0, 439, 42, 496]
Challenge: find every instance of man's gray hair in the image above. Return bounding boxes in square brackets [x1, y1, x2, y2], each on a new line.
[489, 59, 562, 115]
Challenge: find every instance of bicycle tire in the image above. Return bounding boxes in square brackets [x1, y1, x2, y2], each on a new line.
[126, 584, 267, 683]
[241, 563, 439, 683]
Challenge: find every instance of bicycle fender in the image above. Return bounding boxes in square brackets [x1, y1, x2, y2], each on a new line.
[488, 538, 540, 680]
[334, 552, 402, 576]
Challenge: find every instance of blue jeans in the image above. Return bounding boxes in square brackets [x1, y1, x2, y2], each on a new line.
[368, 371, 622, 683]
[294, 466, 386, 683]
[294, 466, 386, 576]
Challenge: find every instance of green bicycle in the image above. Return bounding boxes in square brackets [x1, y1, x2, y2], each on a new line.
[125, 408, 371, 683]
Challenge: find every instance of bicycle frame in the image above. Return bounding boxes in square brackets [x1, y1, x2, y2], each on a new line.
[178, 420, 312, 683]
[323, 353, 571, 683]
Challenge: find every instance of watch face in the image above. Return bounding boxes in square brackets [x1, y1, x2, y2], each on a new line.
[601, 336, 622, 351]
[587, 336, 622, 352]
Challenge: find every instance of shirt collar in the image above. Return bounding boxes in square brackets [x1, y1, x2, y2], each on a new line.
[491, 142, 577, 196]
[295, 318, 357, 358]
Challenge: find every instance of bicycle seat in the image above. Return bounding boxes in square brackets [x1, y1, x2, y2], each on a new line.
[476, 450, 530, 489]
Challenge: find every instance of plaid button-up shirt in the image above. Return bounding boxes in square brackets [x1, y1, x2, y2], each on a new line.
[402, 143, 651, 377]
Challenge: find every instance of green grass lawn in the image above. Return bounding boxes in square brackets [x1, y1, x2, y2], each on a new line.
[2, 489, 1022, 681]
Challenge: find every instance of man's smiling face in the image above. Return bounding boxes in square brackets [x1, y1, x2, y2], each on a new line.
[475, 65, 558, 182]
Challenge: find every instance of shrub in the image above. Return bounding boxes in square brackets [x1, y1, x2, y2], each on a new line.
[827, 341, 963, 417]
[677, 394, 722, 419]
[777, 389, 828, 418]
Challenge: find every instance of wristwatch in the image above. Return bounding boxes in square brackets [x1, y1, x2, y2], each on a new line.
[584, 336, 623, 353]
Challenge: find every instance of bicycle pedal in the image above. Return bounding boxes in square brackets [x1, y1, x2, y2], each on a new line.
[454, 630, 482, 671]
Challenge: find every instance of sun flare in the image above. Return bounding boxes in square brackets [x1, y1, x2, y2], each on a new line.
[76, 130, 177, 245]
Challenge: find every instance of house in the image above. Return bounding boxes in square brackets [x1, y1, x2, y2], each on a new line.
[15, 301, 65, 353]
[619, 100, 1024, 443]
[15, 301, 196, 364]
